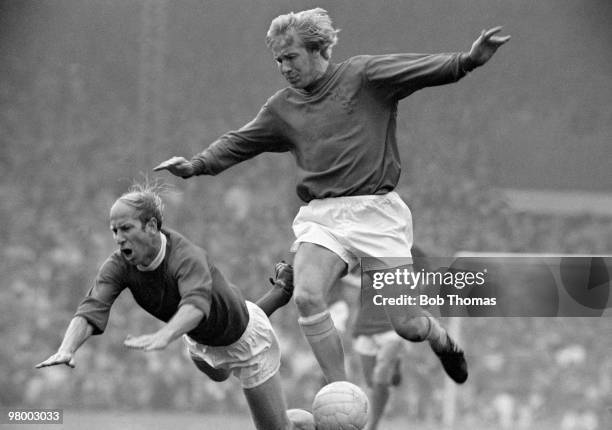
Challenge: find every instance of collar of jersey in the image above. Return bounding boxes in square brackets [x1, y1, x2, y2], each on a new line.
[299, 63, 338, 95]
[137, 232, 167, 272]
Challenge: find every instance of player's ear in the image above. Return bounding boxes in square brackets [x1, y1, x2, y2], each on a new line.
[145, 217, 159, 232]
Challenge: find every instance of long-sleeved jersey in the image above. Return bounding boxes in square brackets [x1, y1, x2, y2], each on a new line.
[191, 53, 470, 202]
[74, 228, 248, 346]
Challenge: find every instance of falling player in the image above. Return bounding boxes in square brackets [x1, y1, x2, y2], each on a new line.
[36, 184, 301, 430]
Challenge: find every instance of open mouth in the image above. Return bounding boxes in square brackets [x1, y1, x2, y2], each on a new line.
[121, 248, 133, 259]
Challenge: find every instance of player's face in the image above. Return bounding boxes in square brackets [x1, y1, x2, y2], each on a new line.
[271, 32, 326, 89]
[109, 201, 158, 267]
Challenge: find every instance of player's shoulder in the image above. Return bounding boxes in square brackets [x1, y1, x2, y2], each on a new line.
[164, 227, 202, 251]
[343, 55, 380, 70]
[163, 228, 211, 264]
[97, 251, 129, 279]
[336, 55, 381, 82]
[346, 55, 373, 66]
[162, 227, 185, 243]
[264, 87, 291, 109]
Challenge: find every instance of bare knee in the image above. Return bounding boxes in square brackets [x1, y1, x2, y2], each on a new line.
[293, 243, 347, 316]
[294, 284, 327, 316]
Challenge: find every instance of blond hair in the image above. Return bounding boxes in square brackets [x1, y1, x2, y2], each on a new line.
[266, 8, 340, 59]
[117, 181, 168, 230]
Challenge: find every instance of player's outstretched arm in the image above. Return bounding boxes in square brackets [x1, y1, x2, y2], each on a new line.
[35, 316, 94, 369]
[124, 304, 204, 351]
[153, 156, 196, 178]
[465, 26, 511, 68]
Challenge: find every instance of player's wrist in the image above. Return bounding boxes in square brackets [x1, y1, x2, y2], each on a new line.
[155, 327, 175, 345]
[56, 348, 74, 357]
[188, 158, 205, 177]
[460, 52, 478, 73]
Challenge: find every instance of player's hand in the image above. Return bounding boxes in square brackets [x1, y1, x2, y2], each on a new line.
[124, 332, 171, 351]
[269, 261, 294, 289]
[153, 156, 195, 178]
[467, 26, 511, 67]
[35, 351, 76, 369]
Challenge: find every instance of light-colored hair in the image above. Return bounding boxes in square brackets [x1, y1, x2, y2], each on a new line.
[117, 182, 167, 230]
[266, 8, 340, 60]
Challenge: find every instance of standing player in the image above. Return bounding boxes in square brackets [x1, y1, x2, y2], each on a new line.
[35, 184, 301, 430]
[154, 8, 510, 384]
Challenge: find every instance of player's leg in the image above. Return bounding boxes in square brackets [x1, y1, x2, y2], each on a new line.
[366, 381, 390, 430]
[390, 356, 402, 386]
[358, 352, 388, 430]
[294, 242, 348, 383]
[256, 261, 295, 317]
[358, 333, 404, 430]
[373, 266, 467, 383]
[243, 372, 296, 430]
[375, 265, 443, 343]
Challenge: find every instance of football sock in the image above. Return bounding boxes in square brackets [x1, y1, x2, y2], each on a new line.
[299, 310, 347, 382]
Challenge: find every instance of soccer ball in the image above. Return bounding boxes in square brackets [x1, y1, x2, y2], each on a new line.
[312, 381, 369, 430]
[286, 408, 315, 430]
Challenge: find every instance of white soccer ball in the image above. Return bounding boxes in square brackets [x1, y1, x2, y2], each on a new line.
[312, 381, 369, 430]
[286, 408, 315, 430]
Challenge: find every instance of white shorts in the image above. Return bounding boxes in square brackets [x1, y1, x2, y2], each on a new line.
[291, 192, 413, 271]
[354, 330, 406, 385]
[184, 301, 281, 389]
